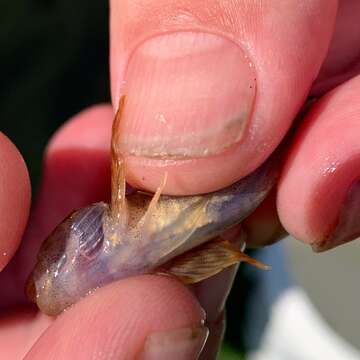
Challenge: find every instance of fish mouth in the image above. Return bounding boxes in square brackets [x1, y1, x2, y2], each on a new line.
[25, 272, 71, 316]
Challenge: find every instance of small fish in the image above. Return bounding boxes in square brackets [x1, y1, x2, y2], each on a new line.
[26, 97, 278, 316]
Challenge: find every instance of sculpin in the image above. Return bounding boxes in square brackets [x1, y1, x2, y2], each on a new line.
[27, 97, 278, 316]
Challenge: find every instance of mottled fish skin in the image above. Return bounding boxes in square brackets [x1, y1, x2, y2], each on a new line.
[27, 154, 278, 316]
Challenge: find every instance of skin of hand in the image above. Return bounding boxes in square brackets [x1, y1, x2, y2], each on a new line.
[1, 0, 360, 358]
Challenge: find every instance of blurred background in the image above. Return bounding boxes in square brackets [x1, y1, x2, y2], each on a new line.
[2, 2, 360, 359]
[1, 1, 110, 188]
[286, 238, 360, 350]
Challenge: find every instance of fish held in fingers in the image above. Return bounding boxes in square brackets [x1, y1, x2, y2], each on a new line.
[26, 97, 276, 316]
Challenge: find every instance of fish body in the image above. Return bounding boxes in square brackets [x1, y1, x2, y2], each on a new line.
[27, 156, 277, 315]
[27, 97, 278, 315]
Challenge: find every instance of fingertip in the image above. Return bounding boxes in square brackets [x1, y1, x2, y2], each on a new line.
[25, 276, 204, 359]
[46, 104, 114, 154]
[278, 75, 360, 249]
[0, 133, 31, 270]
[34, 104, 114, 235]
[10, 105, 114, 293]
[242, 188, 286, 247]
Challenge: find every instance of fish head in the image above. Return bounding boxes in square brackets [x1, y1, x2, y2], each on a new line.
[26, 202, 112, 315]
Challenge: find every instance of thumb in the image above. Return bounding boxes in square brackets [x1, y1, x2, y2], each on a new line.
[25, 276, 207, 359]
[110, 0, 337, 195]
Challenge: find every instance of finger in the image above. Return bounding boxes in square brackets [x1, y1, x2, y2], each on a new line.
[193, 264, 238, 359]
[0, 307, 52, 359]
[32, 103, 113, 228]
[110, 0, 337, 194]
[190, 228, 248, 359]
[312, 0, 360, 95]
[0, 133, 31, 271]
[278, 75, 360, 251]
[242, 188, 287, 248]
[25, 276, 207, 360]
[0, 105, 113, 306]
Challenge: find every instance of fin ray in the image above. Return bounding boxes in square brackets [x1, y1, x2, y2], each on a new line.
[157, 238, 269, 284]
[144, 197, 210, 265]
[110, 96, 127, 223]
[139, 172, 168, 231]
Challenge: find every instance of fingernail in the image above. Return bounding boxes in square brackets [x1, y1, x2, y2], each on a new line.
[119, 32, 256, 158]
[139, 326, 209, 360]
[313, 180, 360, 252]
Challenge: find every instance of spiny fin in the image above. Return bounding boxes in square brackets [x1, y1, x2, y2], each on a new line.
[111, 96, 127, 222]
[139, 172, 168, 230]
[144, 197, 210, 264]
[157, 238, 270, 284]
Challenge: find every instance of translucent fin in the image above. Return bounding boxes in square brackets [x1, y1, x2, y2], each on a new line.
[143, 197, 211, 265]
[138, 172, 168, 231]
[157, 238, 270, 284]
[110, 96, 127, 224]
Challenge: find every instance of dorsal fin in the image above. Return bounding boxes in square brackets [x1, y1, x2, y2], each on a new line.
[138, 172, 168, 231]
[110, 96, 128, 225]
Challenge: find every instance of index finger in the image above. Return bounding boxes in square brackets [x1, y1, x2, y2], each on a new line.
[0, 133, 30, 271]
[25, 276, 206, 360]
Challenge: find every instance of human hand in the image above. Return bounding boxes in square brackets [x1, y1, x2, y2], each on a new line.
[1, 1, 360, 359]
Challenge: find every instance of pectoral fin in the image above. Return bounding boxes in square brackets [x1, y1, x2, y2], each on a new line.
[157, 238, 270, 284]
